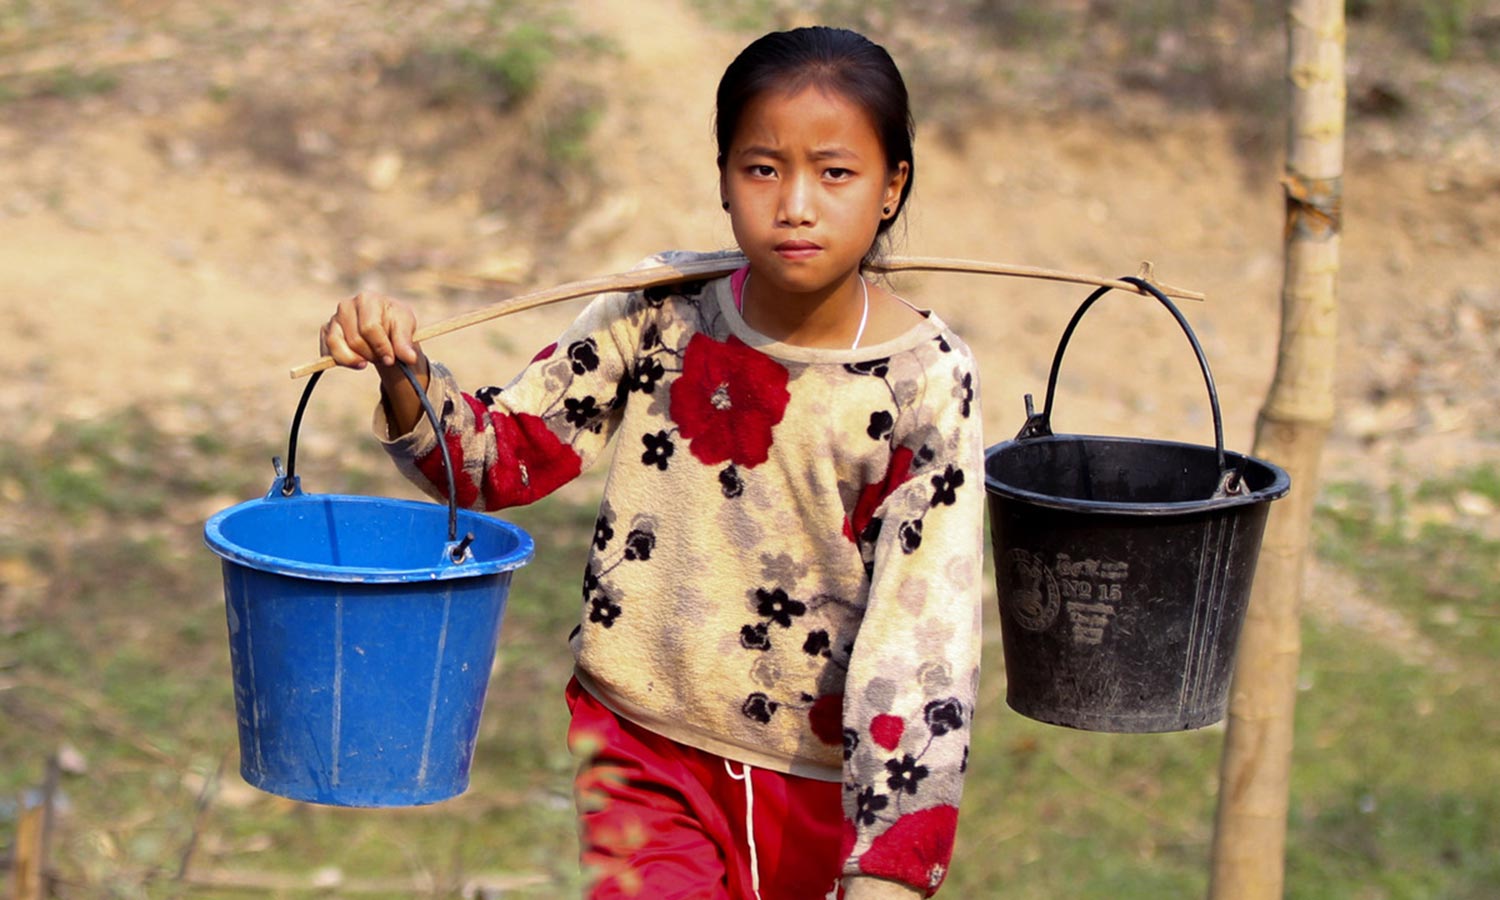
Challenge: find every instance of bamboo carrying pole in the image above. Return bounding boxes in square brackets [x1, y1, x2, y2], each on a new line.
[290, 255, 1204, 379]
[1209, 1, 1345, 896]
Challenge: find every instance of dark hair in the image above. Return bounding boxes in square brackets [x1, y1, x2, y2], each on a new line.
[714, 26, 915, 261]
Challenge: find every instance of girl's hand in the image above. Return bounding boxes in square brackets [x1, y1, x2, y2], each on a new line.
[320, 291, 422, 372]
[320, 292, 430, 436]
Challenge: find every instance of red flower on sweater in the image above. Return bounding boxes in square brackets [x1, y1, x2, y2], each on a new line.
[416, 428, 480, 508]
[870, 714, 905, 751]
[858, 804, 959, 894]
[480, 411, 582, 508]
[418, 394, 581, 510]
[668, 334, 790, 467]
[844, 446, 916, 542]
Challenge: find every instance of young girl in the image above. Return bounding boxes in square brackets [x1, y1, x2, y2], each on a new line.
[320, 26, 983, 900]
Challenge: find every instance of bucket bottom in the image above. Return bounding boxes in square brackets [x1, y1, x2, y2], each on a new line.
[986, 470, 1274, 733]
[223, 563, 512, 806]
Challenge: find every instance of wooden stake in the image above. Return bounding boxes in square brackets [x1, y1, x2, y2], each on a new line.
[290, 254, 1206, 379]
[10, 757, 59, 900]
[10, 804, 45, 900]
[1209, 1, 1345, 896]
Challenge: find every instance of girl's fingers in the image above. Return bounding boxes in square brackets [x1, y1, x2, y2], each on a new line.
[388, 305, 421, 366]
[357, 301, 398, 367]
[320, 293, 419, 370]
[321, 320, 368, 369]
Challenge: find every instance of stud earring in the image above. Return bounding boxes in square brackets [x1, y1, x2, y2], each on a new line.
[722, 200, 730, 211]
[882, 206, 892, 215]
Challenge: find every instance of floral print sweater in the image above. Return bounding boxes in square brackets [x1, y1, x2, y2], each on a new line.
[378, 251, 984, 896]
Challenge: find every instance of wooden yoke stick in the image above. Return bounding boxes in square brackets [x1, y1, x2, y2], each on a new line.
[291, 254, 1206, 379]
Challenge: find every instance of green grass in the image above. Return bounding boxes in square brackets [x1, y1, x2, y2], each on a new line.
[3, 411, 1497, 896]
[0, 63, 120, 105]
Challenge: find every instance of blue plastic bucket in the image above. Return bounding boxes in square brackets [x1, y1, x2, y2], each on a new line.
[203, 365, 533, 806]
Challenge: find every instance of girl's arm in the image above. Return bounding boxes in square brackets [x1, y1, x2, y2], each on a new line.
[840, 347, 986, 897]
[373, 272, 661, 512]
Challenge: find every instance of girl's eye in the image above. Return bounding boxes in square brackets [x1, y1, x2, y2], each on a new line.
[825, 167, 853, 180]
[748, 164, 776, 178]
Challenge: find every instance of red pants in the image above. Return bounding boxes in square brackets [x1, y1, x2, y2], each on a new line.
[566, 677, 846, 899]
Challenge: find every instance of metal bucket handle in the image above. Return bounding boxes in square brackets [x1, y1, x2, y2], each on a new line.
[274, 361, 475, 563]
[1016, 276, 1246, 497]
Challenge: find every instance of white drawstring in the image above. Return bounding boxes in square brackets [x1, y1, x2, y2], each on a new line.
[724, 760, 763, 900]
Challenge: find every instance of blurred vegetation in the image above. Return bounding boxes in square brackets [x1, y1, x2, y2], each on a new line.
[699, 0, 1497, 62]
[378, 0, 613, 181]
[0, 66, 118, 104]
[694, 0, 1498, 138]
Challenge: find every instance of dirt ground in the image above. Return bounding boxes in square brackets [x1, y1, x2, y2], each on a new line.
[2, 2, 1496, 572]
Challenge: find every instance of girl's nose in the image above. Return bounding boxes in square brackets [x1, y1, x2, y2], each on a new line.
[777, 173, 816, 226]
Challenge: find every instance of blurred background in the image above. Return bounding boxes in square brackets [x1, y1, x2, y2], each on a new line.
[1, 0, 1496, 896]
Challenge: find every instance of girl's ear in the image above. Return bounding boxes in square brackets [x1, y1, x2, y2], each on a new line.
[882, 161, 911, 218]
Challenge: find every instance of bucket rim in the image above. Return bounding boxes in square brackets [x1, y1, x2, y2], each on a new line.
[983, 432, 1290, 516]
[202, 493, 535, 583]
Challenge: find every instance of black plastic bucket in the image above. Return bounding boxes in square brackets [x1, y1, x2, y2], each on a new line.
[984, 278, 1290, 733]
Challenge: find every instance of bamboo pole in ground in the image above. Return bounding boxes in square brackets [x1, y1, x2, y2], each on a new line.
[10, 804, 45, 900]
[1208, 0, 1345, 896]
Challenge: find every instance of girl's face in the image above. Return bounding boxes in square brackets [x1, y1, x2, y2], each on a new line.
[720, 86, 908, 301]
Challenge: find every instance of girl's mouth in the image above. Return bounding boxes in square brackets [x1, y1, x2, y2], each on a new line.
[774, 240, 822, 260]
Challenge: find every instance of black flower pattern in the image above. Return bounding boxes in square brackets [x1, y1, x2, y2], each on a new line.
[641, 430, 675, 470]
[476, 385, 503, 406]
[930, 466, 965, 507]
[589, 594, 622, 628]
[899, 519, 924, 554]
[624, 528, 655, 561]
[885, 754, 930, 795]
[843, 728, 860, 761]
[924, 697, 965, 736]
[567, 338, 600, 375]
[845, 358, 891, 379]
[740, 622, 771, 651]
[955, 372, 974, 418]
[719, 465, 744, 499]
[803, 629, 831, 657]
[564, 395, 602, 428]
[855, 786, 890, 826]
[742, 693, 779, 724]
[867, 410, 894, 441]
[934, 334, 952, 352]
[756, 588, 806, 628]
[593, 517, 614, 551]
[581, 566, 599, 601]
[630, 357, 666, 394]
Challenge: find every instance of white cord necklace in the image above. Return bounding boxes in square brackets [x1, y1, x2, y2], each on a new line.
[743, 272, 870, 350]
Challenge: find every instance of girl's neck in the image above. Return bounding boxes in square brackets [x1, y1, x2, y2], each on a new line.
[739, 269, 869, 350]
